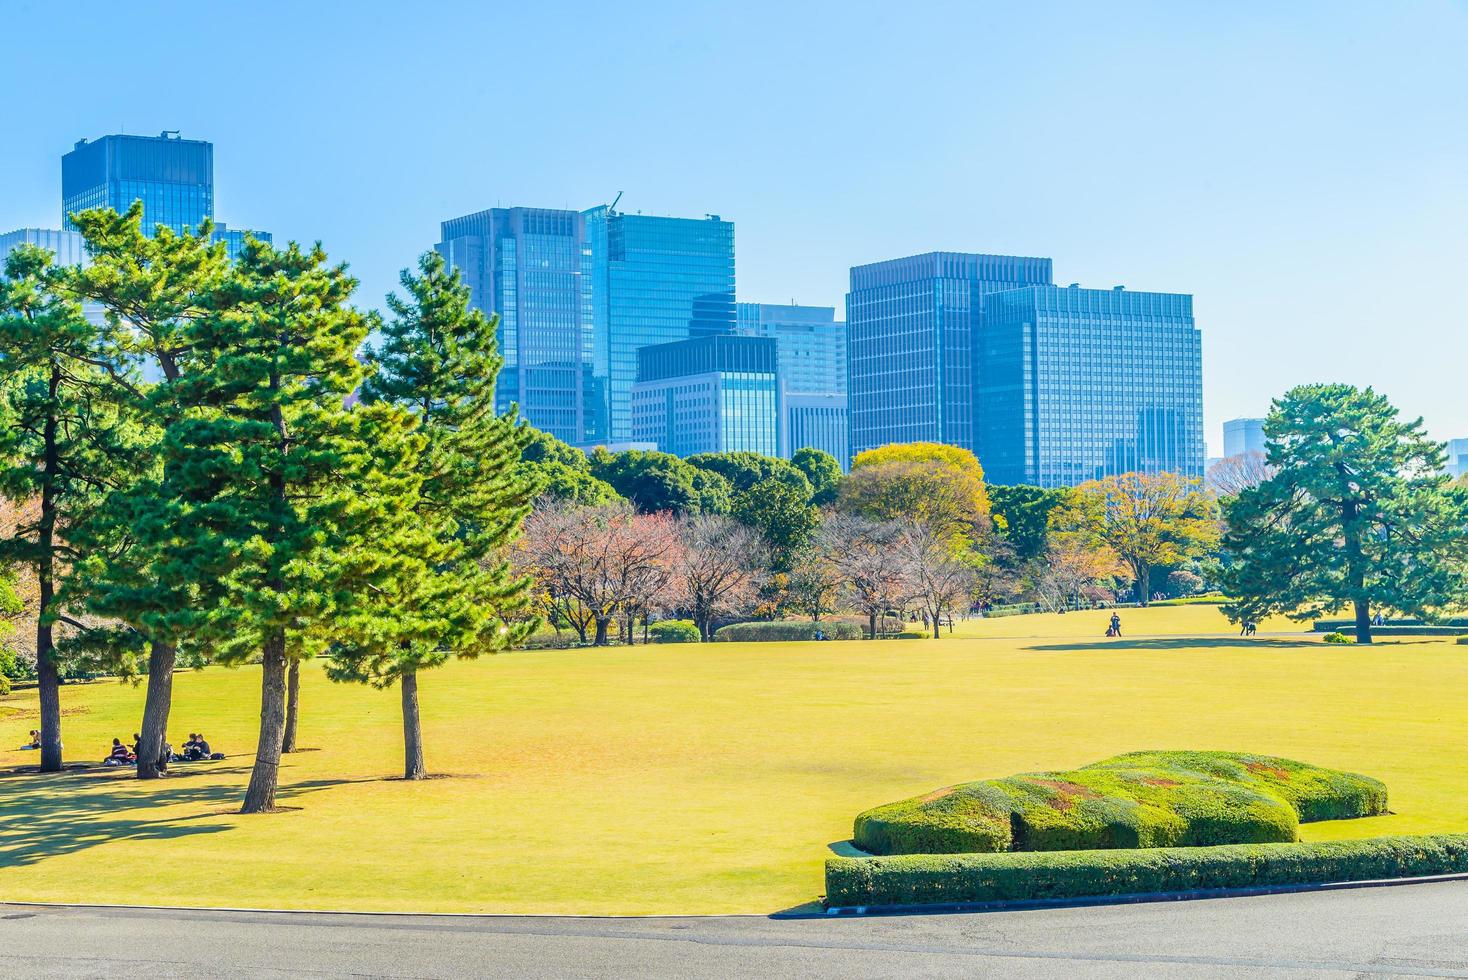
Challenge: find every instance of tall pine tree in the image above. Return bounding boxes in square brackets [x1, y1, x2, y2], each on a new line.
[0, 246, 126, 772]
[169, 238, 416, 811]
[327, 251, 534, 780]
[63, 204, 232, 778]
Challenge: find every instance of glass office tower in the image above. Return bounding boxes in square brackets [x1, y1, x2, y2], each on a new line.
[584, 207, 735, 442]
[0, 228, 86, 269]
[976, 285, 1204, 486]
[61, 132, 268, 259]
[735, 302, 848, 465]
[631, 334, 778, 457]
[437, 208, 597, 444]
[846, 252, 1053, 457]
[1223, 417, 1266, 457]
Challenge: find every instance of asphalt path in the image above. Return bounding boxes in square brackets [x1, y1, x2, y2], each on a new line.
[4, 880, 1468, 979]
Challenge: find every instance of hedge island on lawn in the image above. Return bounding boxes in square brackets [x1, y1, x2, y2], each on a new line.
[828, 750, 1428, 909]
[854, 751, 1389, 855]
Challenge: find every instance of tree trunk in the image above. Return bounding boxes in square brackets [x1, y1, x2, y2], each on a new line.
[136, 641, 176, 779]
[1136, 564, 1151, 607]
[1354, 600, 1373, 645]
[593, 616, 610, 646]
[867, 611, 878, 640]
[36, 629, 62, 773]
[241, 632, 288, 814]
[281, 659, 300, 753]
[932, 611, 941, 639]
[401, 667, 426, 780]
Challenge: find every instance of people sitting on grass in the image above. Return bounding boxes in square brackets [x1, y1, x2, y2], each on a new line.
[26, 730, 41, 749]
[182, 733, 213, 761]
[104, 738, 135, 766]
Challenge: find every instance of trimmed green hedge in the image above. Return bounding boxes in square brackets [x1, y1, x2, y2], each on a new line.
[713, 621, 864, 642]
[826, 834, 1468, 909]
[648, 620, 701, 643]
[1315, 617, 1468, 629]
[852, 751, 1387, 856]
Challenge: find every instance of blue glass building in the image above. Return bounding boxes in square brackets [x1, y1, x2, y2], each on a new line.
[437, 208, 597, 444]
[0, 228, 86, 270]
[846, 252, 1053, 458]
[61, 132, 269, 259]
[584, 207, 735, 442]
[631, 334, 778, 457]
[735, 302, 849, 466]
[1223, 417, 1266, 457]
[976, 285, 1204, 486]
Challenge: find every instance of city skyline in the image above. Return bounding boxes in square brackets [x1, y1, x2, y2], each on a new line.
[3, 2, 1465, 457]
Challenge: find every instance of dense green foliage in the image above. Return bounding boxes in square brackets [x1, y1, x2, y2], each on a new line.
[853, 751, 1386, 856]
[840, 442, 991, 554]
[988, 484, 1067, 561]
[790, 447, 842, 506]
[731, 476, 819, 572]
[714, 620, 864, 642]
[826, 834, 1468, 909]
[1221, 384, 1468, 643]
[325, 251, 536, 779]
[518, 428, 621, 505]
[686, 451, 811, 497]
[589, 448, 731, 514]
[648, 619, 701, 643]
[0, 244, 130, 771]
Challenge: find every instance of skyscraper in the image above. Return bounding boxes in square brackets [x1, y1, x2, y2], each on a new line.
[436, 208, 597, 444]
[976, 285, 1204, 486]
[584, 207, 735, 442]
[735, 302, 849, 465]
[630, 334, 778, 457]
[1446, 438, 1468, 479]
[61, 132, 268, 258]
[0, 228, 86, 270]
[846, 252, 1053, 457]
[1223, 417, 1266, 457]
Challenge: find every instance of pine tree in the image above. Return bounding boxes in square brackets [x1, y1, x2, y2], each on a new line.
[1221, 384, 1468, 643]
[0, 246, 126, 772]
[169, 238, 414, 812]
[327, 251, 534, 780]
[62, 203, 232, 778]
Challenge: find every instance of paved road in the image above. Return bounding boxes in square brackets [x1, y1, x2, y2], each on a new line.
[4, 881, 1468, 978]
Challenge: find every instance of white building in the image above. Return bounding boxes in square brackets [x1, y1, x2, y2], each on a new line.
[1223, 417, 1266, 457]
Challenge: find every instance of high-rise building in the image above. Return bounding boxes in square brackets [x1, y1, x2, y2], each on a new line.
[584, 207, 735, 442]
[630, 334, 778, 457]
[976, 285, 1204, 486]
[735, 302, 848, 465]
[1223, 417, 1266, 457]
[436, 208, 597, 444]
[1446, 438, 1468, 479]
[61, 132, 268, 258]
[0, 228, 86, 270]
[846, 252, 1053, 458]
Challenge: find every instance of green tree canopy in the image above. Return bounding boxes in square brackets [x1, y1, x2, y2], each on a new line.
[327, 251, 536, 779]
[731, 476, 820, 572]
[167, 238, 413, 812]
[589, 448, 730, 514]
[1051, 472, 1220, 607]
[686, 451, 811, 498]
[988, 484, 1068, 561]
[0, 245, 129, 772]
[1220, 384, 1468, 642]
[791, 447, 843, 506]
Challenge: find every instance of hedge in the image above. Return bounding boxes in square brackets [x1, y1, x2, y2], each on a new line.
[713, 621, 864, 642]
[825, 834, 1468, 909]
[852, 751, 1386, 856]
[1314, 617, 1468, 630]
[648, 620, 701, 643]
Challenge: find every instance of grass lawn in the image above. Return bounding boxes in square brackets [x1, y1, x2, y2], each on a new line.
[2, 603, 1465, 914]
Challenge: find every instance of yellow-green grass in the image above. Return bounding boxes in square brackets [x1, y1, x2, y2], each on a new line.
[2, 604, 1465, 915]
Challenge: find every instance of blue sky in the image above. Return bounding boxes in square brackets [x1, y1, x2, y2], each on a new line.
[3, 0, 1465, 456]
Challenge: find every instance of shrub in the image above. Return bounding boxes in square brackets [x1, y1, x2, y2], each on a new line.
[0, 646, 32, 681]
[1323, 632, 1354, 644]
[825, 834, 1468, 909]
[648, 620, 701, 644]
[1459, 636, 1468, 646]
[713, 621, 864, 642]
[0, 674, 9, 696]
[852, 751, 1387, 856]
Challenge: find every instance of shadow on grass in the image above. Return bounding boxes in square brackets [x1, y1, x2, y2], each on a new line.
[1028, 637, 1317, 652]
[0, 764, 376, 870]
